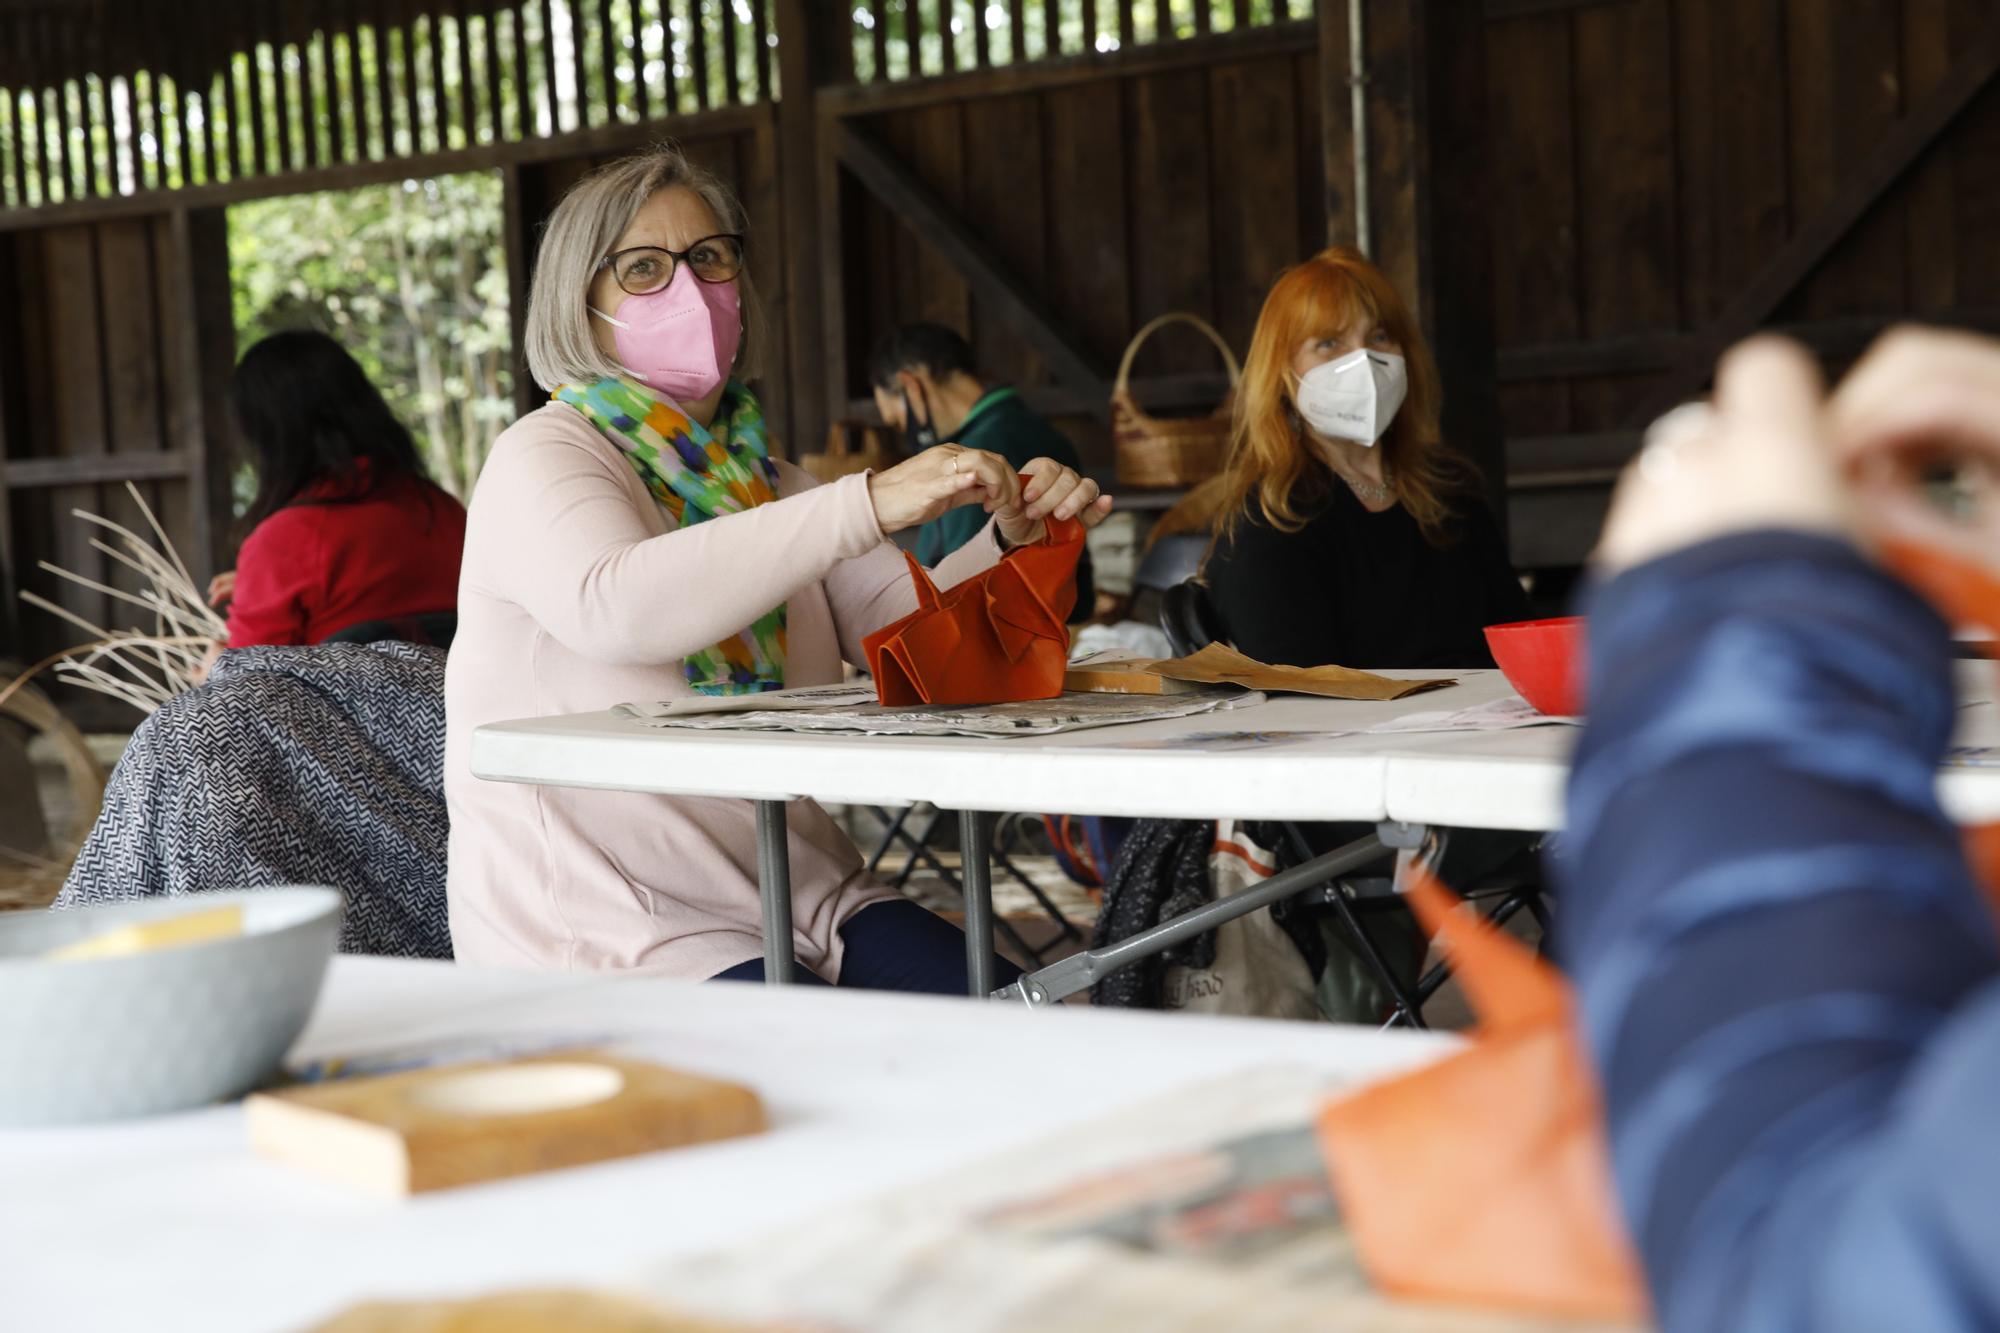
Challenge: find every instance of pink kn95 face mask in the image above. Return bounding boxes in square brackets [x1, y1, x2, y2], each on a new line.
[590, 264, 743, 404]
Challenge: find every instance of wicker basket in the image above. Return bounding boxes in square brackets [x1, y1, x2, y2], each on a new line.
[1111, 313, 1243, 489]
[798, 419, 897, 485]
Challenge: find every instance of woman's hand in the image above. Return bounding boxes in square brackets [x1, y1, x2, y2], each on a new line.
[993, 457, 1114, 547]
[207, 570, 237, 608]
[866, 445, 1023, 535]
[1594, 337, 1856, 575]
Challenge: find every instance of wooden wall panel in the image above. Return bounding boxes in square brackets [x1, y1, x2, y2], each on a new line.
[960, 92, 1046, 389]
[1040, 79, 1129, 374]
[1125, 68, 1215, 378]
[1207, 54, 1301, 357]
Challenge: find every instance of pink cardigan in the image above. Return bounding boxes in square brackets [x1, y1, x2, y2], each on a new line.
[444, 403, 1003, 980]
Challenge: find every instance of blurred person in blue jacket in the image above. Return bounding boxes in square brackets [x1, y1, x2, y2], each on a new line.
[1560, 327, 2000, 1333]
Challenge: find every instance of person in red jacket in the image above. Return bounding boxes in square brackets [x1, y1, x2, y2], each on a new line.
[206, 331, 466, 655]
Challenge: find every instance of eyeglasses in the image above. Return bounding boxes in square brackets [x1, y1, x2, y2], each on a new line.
[597, 234, 745, 295]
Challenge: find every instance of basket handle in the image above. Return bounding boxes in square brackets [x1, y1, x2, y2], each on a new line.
[1114, 313, 1244, 395]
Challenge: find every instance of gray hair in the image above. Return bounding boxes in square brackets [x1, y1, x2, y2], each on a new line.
[522, 142, 766, 392]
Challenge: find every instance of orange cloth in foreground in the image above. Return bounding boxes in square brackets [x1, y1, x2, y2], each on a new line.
[863, 510, 1082, 707]
[1314, 865, 1647, 1321]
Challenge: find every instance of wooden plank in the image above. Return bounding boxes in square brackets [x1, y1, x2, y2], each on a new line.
[456, 0, 479, 142]
[1629, 7, 2000, 426]
[1948, 0, 2000, 306]
[737, 123, 788, 449]
[939, 0, 958, 76]
[1081, 0, 1097, 55]
[1486, 0, 1634, 16]
[511, 1, 532, 138]
[171, 207, 238, 580]
[44, 15, 70, 200]
[905, 104, 970, 330]
[629, 0, 651, 120]
[1485, 11, 1575, 436]
[43, 224, 109, 637]
[0, 100, 776, 232]
[401, 0, 425, 152]
[566, 0, 590, 128]
[321, 3, 345, 165]
[341, 0, 367, 162]
[818, 18, 1313, 115]
[538, 0, 561, 131]
[1009, 0, 1028, 61]
[303, 12, 326, 170]
[1787, 0, 1905, 319]
[870, 0, 890, 82]
[0, 452, 196, 488]
[1040, 77, 1127, 370]
[975, 0, 992, 67]
[430, 4, 452, 147]
[1207, 55, 1297, 354]
[1903, 0, 1956, 312]
[905, 0, 924, 77]
[1126, 68, 1211, 375]
[688, 0, 710, 110]
[961, 92, 1045, 385]
[279, 17, 304, 171]
[95, 220, 164, 460]
[1119, 0, 1136, 49]
[773, 0, 828, 460]
[1361, 0, 1505, 518]
[1154, 0, 1172, 41]
[834, 118, 1110, 418]
[719, 0, 741, 102]
[752, 0, 771, 99]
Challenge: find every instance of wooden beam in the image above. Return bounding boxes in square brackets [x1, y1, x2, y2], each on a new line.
[1360, 0, 1506, 528]
[773, 0, 830, 459]
[816, 19, 1315, 117]
[1626, 10, 2000, 428]
[831, 118, 1109, 421]
[0, 449, 195, 488]
[1484, 0, 1633, 19]
[0, 100, 772, 232]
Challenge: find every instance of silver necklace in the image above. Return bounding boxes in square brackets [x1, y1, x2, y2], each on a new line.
[1342, 464, 1395, 506]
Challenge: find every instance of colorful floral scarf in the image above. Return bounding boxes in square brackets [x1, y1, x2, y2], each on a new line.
[552, 376, 787, 695]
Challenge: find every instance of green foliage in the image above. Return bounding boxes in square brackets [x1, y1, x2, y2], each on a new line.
[228, 172, 514, 501]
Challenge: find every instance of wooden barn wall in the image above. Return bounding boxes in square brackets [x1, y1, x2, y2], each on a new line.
[1491, 0, 2000, 567]
[0, 208, 234, 722]
[832, 42, 1326, 465]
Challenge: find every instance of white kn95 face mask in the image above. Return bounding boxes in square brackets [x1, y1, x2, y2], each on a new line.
[1294, 348, 1408, 446]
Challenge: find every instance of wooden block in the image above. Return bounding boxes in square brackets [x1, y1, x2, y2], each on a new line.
[247, 1054, 766, 1197]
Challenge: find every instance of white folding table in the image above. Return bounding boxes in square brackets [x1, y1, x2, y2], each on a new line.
[0, 957, 1455, 1333]
[471, 668, 2000, 1001]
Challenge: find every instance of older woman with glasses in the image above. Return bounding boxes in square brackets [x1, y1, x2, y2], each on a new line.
[444, 144, 1111, 991]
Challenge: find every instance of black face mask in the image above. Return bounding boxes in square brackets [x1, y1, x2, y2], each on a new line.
[899, 383, 941, 456]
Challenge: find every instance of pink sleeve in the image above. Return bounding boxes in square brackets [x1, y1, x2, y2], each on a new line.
[810, 467, 1004, 666]
[466, 418, 890, 667]
[225, 511, 318, 647]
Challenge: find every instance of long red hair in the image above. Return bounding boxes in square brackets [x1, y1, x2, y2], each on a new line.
[1213, 246, 1476, 547]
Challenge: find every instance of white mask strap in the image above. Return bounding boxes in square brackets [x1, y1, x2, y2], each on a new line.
[587, 305, 630, 331]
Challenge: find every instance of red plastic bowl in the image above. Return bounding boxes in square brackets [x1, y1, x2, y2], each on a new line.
[1484, 616, 1586, 717]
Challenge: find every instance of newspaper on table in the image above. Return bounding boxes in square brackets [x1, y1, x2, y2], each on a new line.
[635, 1065, 1634, 1333]
[1362, 694, 1579, 734]
[614, 686, 1255, 738]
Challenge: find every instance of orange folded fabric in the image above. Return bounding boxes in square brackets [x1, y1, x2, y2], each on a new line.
[1314, 864, 1647, 1322]
[863, 509, 1083, 707]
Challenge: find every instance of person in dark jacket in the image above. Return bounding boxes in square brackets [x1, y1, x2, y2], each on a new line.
[1562, 328, 2000, 1332]
[869, 323, 1094, 618]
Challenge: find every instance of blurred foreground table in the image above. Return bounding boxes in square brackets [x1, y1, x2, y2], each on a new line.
[0, 956, 1453, 1333]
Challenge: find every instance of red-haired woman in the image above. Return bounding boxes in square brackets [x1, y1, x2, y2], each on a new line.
[1204, 246, 1525, 667]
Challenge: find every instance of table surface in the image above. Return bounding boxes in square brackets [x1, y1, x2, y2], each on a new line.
[472, 667, 2000, 831]
[0, 958, 1452, 1333]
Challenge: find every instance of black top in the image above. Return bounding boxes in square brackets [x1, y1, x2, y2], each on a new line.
[1205, 473, 1528, 670]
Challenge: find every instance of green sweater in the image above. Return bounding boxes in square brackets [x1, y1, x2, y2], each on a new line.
[912, 387, 1085, 566]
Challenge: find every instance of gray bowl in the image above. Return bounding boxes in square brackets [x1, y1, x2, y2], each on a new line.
[0, 887, 342, 1125]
